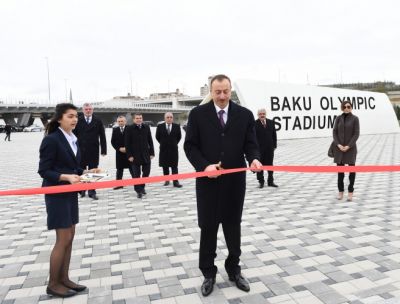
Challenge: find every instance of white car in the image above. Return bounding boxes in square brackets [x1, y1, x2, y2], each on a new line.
[23, 125, 43, 132]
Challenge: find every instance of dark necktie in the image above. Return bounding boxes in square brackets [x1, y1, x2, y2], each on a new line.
[218, 110, 225, 128]
[167, 124, 171, 134]
[262, 120, 266, 128]
[120, 127, 124, 133]
[86, 117, 90, 124]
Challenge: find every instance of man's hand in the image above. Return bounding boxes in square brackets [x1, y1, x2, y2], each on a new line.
[150, 155, 154, 160]
[250, 159, 263, 172]
[101, 154, 106, 157]
[204, 164, 222, 178]
[128, 157, 134, 162]
[338, 144, 345, 151]
[343, 146, 350, 152]
[119, 147, 126, 153]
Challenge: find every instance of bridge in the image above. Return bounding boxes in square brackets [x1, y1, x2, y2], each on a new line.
[0, 96, 203, 126]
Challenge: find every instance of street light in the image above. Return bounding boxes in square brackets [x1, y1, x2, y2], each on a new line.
[45, 57, 51, 103]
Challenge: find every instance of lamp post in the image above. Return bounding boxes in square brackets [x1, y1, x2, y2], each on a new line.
[45, 57, 51, 103]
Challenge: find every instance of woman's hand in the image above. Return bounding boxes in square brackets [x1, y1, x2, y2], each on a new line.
[83, 168, 102, 174]
[59, 174, 81, 184]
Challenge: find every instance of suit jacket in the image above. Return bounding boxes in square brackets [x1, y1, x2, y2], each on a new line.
[255, 118, 277, 165]
[332, 113, 359, 164]
[73, 114, 107, 168]
[125, 123, 155, 165]
[184, 100, 260, 228]
[38, 128, 83, 204]
[111, 126, 130, 169]
[155, 122, 181, 167]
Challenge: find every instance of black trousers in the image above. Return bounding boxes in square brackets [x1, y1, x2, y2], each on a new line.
[199, 223, 241, 279]
[162, 166, 179, 183]
[256, 170, 274, 184]
[4, 133, 11, 141]
[116, 167, 134, 180]
[337, 163, 356, 192]
[131, 163, 151, 193]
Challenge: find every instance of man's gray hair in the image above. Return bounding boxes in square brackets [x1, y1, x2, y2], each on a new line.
[257, 108, 267, 114]
[83, 102, 93, 109]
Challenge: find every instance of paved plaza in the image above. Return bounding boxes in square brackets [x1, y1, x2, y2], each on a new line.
[0, 129, 400, 304]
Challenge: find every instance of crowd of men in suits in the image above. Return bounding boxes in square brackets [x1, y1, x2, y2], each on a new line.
[73, 103, 185, 200]
[73, 102, 278, 199]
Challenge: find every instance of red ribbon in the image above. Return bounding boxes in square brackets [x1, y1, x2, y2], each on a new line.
[0, 165, 399, 196]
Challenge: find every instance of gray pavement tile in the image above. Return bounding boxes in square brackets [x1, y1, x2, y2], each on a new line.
[1, 132, 400, 304]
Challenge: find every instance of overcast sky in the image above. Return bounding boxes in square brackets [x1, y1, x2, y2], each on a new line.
[0, 0, 399, 103]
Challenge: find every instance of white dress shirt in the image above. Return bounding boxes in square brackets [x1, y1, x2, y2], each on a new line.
[59, 127, 78, 156]
[214, 104, 229, 124]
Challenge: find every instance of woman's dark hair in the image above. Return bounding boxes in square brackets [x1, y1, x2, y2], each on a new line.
[341, 100, 352, 111]
[45, 103, 78, 135]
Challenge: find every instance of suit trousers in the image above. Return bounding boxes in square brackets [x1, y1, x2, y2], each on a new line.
[131, 163, 151, 193]
[199, 223, 241, 279]
[116, 167, 134, 180]
[162, 166, 179, 183]
[337, 163, 356, 192]
[256, 170, 274, 184]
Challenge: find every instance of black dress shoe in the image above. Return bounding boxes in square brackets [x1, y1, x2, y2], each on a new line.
[137, 192, 143, 199]
[63, 283, 87, 292]
[173, 182, 182, 188]
[80, 191, 86, 198]
[201, 277, 215, 297]
[258, 182, 264, 188]
[89, 194, 99, 200]
[268, 183, 278, 188]
[141, 190, 147, 195]
[113, 186, 123, 190]
[164, 181, 170, 186]
[229, 274, 250, 292]
[46, 287, 77, 298]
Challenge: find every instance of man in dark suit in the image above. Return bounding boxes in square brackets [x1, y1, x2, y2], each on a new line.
[255, 108, 278, 188]
[155, 112, 182, 188]
[4, 124, 11, 141]
[184, 74, 262, 297]
[73, 103, 107, 200]
[111, 115, 133, 190]
[125, 113, 154, 199]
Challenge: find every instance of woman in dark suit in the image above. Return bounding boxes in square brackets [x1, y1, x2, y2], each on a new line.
[332, 101, 360, 201]
[38, 103, 98, 298]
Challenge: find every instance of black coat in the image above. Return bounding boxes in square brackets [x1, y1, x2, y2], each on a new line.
[332, 113, 359, 164]
[184, 101, 260, 228]
[38, 128, 83, 204]
[4, 125, 11, 134]
[73, 115, 107, 168]
[255, 118, 277, 165]
[125, 124, 155, 165]
[155, 122, 182, 167]
[111, 126, 130, 169]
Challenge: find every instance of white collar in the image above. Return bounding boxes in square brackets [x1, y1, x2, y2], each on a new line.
[214, 103, 229, 115]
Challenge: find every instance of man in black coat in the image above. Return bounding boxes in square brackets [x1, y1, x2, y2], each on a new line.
[111, 115, 133, 190]
[73, 103, 107, 200]
[255, 108, 278, 188]
[125, 113, 155, 199]
[184, 74, 262, 297]
[155, 112, 182, 188]
[4, 124, 12, 141]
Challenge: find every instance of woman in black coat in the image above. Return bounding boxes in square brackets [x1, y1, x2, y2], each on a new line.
[332, 101, 360, 201]
[38, 103, 99, 298]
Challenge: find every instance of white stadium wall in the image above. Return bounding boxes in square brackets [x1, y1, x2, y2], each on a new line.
[234, 79, 400, 140]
